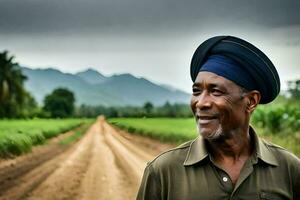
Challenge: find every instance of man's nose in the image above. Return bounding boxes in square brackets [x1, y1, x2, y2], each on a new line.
[195, 91, 212, 109]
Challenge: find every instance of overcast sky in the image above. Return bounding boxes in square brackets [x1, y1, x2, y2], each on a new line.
[0, 0, 299, 92]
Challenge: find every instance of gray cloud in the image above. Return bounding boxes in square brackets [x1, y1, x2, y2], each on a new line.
[0, 0, 299, 92]
[0, 0, 299, 35]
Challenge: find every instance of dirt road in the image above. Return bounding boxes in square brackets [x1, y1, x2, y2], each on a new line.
[0, 117, 173, 200]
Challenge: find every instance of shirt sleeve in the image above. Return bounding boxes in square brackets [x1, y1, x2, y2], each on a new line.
[293, 156, 300, 199]
[136, 163, 161, 200]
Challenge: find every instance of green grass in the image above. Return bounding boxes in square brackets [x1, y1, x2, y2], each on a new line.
[108, 117, 300, 157]
[60, 122, 93, 145]
[109, 118, 198, 143]
[0, 118, 94, 157]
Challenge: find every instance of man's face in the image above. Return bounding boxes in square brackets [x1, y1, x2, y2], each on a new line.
[190, 71, 248, 140]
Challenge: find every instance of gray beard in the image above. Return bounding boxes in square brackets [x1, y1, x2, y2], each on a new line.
[197, 124, 223, 140]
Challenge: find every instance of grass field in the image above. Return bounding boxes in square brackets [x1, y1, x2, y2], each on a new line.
[0, 118, 94, 157]
[109, 117, 300, 157]
[109, 118, 197, 143]
[59, 122, 92, 145]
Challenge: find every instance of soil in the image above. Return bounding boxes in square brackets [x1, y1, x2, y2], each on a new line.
[0, 116, 174, 200]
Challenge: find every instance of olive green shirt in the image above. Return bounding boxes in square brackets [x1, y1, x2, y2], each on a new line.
[137, 128, 300, 200]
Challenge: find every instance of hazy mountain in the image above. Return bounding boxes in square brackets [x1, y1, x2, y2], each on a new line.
[21, 67, 190, 106]
[159, 83, 180, 92]
[75, 68, 108, 84]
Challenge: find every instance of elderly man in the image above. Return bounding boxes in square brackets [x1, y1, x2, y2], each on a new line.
[137, 36, 300, 200]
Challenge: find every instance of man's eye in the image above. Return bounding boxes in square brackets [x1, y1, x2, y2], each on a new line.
[211, 89, 223, 96]
[192, 88, 202, 95]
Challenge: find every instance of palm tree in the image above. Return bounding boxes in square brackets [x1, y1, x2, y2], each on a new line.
[0, 51, 27, 117]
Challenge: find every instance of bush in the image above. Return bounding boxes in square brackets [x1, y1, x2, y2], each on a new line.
[252, 104, 300, 135]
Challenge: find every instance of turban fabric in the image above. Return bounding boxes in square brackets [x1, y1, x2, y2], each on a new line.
[190, 36, 280, 104]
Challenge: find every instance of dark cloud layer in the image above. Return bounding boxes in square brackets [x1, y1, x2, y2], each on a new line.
[0, 0, 299, 35]
[0, 0, 299, 92]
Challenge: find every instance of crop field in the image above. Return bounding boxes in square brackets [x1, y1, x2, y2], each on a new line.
[0, 118, 93, 157]
[109, 117, 300, 157]
[109, 118, 198, 143]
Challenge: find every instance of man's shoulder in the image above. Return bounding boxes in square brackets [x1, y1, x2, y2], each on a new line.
[147, 139, 194, 169]
[261, 138, 300, 166]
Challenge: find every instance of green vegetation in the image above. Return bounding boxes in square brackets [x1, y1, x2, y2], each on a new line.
[287, 79, 300, 100]
[109, 118, 197, 143]
[60, 122, 93, 145]
[251, 102, 300, 156]
[0, 118, 93, 157]
[0, 51, 38, 118]
[43, 88, 75, 118]
[76, 102, 193, 118]
[251, 104, 300, 135]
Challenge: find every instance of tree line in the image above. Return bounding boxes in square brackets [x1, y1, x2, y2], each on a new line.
[75, 102, 193, 118]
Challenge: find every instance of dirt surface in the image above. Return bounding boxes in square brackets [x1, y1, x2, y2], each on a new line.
[0, 116, 174, 200]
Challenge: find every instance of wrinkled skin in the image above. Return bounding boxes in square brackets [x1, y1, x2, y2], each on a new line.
[190, 71, 251, 141]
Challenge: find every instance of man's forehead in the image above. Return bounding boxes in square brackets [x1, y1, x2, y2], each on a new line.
[194, 71, 237, 87]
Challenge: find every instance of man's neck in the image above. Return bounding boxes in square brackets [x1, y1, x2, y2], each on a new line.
[206, 127, 253, 163]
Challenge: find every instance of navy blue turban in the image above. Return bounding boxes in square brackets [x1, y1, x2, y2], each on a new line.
[190, 36, 280, 104]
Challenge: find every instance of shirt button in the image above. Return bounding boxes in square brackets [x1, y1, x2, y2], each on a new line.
[222, 177, 228, 182]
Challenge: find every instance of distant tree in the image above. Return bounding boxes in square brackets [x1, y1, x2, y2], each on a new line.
[171, 103, 193, 118]
[288, 80, 300, 100]
[161, 101, 177, 117]
[74, 102, 192, 118]
[0, 51, 29, 118]
[20, 92, 40, 118]
[107, 107, 118, 118]
[143, 101, 154, 116]
[43, 88, 75, 118]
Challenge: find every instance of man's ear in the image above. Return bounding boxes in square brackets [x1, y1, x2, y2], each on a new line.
[245, 90, 261, 113]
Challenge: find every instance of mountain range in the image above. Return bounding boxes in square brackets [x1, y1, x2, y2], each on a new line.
[21, 67, 190, 106]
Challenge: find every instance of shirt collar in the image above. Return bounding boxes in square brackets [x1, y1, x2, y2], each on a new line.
[251, 127, 278, 166]
[183, 127, 278, 167]
[183, 136, 208, 166]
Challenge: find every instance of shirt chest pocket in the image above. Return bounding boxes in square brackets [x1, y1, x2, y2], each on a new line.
[259, 192, 289, 200]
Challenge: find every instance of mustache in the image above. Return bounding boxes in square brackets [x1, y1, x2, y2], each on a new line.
[195, 112, 219, 117]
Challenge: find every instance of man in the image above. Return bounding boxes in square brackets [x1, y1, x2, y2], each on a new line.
[137, 36, 300, 200]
